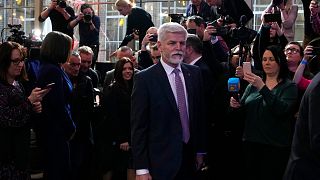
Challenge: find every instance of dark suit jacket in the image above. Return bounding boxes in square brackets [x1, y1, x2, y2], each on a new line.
[131, 62, 206, 180]
[283, 72, 320, 180]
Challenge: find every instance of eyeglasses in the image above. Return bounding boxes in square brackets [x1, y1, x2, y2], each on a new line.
[67, 62, 81, 68]
[285, 48, 300, 54]
[11, 58, 25, 65]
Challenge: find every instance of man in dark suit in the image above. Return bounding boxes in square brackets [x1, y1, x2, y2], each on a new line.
[131, 22, 206, 180]
[283, 72, 320, 180]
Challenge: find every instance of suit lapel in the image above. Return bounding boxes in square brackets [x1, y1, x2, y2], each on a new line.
[154, 63, 179, 111]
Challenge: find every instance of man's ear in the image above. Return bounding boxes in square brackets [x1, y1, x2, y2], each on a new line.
[157, 41, 162, 52]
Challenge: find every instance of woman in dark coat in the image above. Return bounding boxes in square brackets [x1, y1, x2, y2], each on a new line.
[98, 57, 135, 180]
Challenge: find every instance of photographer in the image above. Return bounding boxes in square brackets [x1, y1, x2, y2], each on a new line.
[186, 0, 216, 22]
[39, 0, 75, 39]
[137, 27, 158, 69]
[205, 0, 253, 26]
[252, 16, 288, 71]
[69, 4, 100, 69]
[115, 0, 154, 49]
[261, 0, 298, 42]
[186, 15, 229, 64]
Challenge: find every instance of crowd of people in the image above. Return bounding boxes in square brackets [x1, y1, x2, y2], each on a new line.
[1, 0, 320, 180]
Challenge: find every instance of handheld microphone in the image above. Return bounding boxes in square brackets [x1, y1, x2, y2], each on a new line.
[228, 77, 240, 101]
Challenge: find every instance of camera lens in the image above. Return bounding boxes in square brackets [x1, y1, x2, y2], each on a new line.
[58, 0, 67, 8]
[83, 14, 92, 23]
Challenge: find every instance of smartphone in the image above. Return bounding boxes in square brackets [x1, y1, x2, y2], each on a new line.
[243, 62, 252, 74]
[43, 83, 55, 89]
[264, 13, 281, 23]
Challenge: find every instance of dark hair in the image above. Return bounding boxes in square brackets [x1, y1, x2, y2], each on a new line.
[187, 15, 205, 27]
[113, 57, 134, 89]
[263, 45, 289, 82]
[40, 31, 72, 64]
[80, 3, 95, 15]
[0, 41, 28, 83]
[186, 34, 203, 54]
[285, 41, 304, 57]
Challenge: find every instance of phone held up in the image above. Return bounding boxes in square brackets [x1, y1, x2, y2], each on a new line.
[242, 62, 252, 74]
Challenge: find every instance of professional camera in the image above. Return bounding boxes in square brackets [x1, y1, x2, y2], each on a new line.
[83, 14, 92, 23]
[230, 15, 257, 45]
[206, 15, 233, 36]
[124, 29, 139, 41]
[57, 0, 67, 8]
[149, 34, 158, 42]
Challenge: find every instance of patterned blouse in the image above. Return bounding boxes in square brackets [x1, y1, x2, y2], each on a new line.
[0, 80, 32, 128]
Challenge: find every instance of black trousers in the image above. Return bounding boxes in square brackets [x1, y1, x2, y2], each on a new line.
[243, 141, 290, 180]
[174, 143, 196, 180]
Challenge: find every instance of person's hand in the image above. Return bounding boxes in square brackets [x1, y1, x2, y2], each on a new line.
[109, 50, 117, 58]
[120, 142, 130, 151]
[32, 101, 42, 113]
[304, 45, 314, 61]
[28, 87, 51, 104]
[76, 12, 84, 21]
[133, 32, 139, 40]
[310, 0, 319, 16]
[48, 0, 57, 10]
[55, 5, 66, 14]
[271, 22, 283, 36]
[142, 33, 152, 47]
[243, 72, 265, 90]
[136, 174, 152, 180]
[235, 66, 244, 79]
[203, 25, 216, 41]
[196, 154, 204, 171]
[230, 96, 241, 108]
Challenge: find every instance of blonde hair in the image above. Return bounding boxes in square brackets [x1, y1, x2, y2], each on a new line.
[115, 0, 135, 7]
[285, 0, 293, 11]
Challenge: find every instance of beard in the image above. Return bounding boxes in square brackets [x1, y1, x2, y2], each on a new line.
[167, 51, 184, 65]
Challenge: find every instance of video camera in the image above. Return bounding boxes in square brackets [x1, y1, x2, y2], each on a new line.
[2, 24, 42, 54]
[6, 24, 26, 45]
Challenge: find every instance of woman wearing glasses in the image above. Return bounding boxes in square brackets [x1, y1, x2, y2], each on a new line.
[0, 41, 49, 179]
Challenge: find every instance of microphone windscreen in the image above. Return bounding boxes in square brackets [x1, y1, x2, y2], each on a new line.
[228, 77, 240, 92]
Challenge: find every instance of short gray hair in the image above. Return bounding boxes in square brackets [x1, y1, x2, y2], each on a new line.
[157, 22, 187, 42]
[77, 46, 93, 55]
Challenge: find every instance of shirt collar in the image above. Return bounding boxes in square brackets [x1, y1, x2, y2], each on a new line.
[189, 56, 202, 65]
[160, 58, 182, 75]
